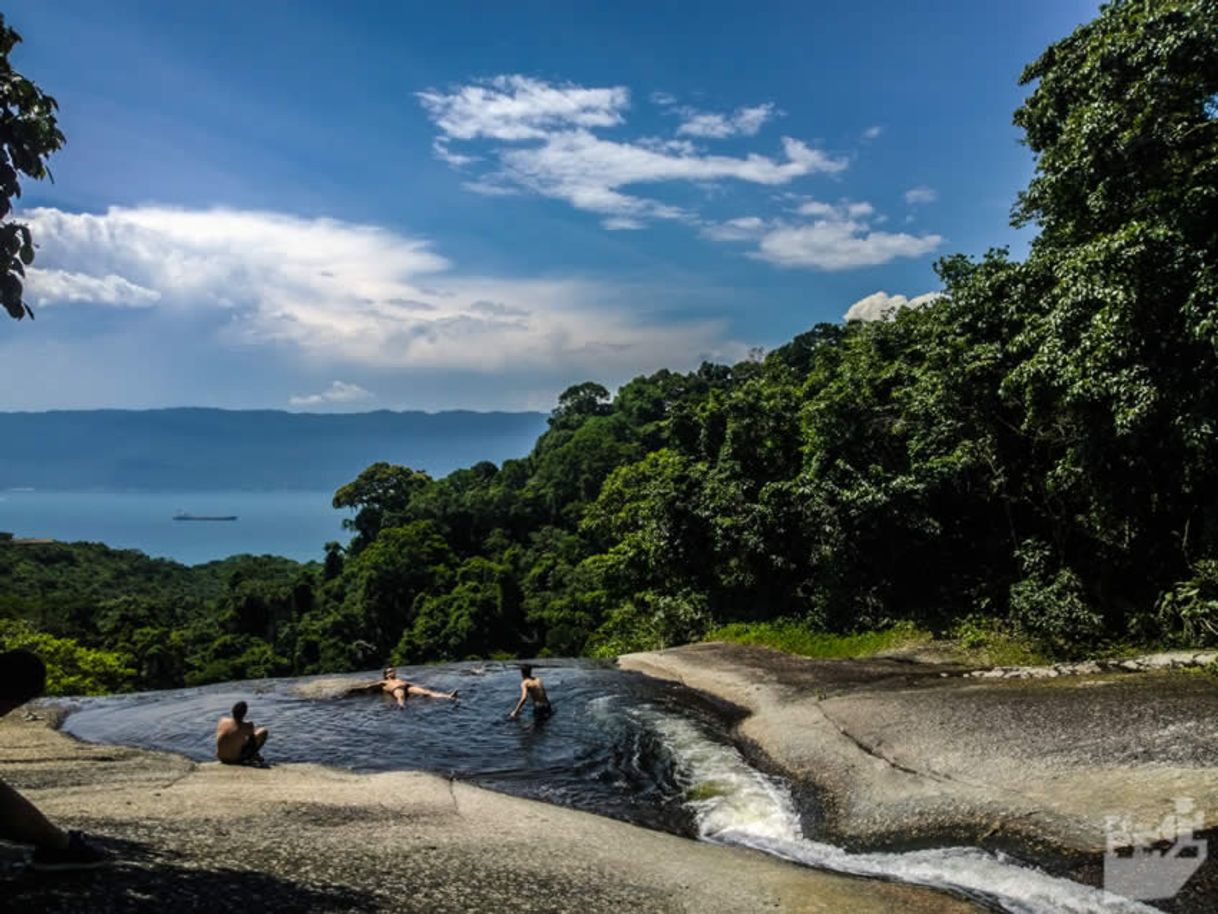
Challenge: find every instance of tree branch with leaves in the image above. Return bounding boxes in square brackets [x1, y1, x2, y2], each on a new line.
[1, 14, 64, 320]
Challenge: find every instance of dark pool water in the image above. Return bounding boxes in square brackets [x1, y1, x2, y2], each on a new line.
[60, 659, 734, 835]
[58, 660, 1160, 914]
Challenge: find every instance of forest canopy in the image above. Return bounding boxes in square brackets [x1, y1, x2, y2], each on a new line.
[4, 0, 1218, 692]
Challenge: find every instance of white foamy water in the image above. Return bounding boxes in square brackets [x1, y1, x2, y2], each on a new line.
[634, 707, 1161, 914]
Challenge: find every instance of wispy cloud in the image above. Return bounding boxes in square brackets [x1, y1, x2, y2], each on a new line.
[861, 125, 883, 141]
[418, 75, 629, 141]
[419, 75, 846, 232]
[703, 199, 941, 271]
[700, 216, 767, 242]
[675, 103, 776, 138]
[289, 380, 374, 408]
[904, 185, 937, 205]
[844, 290, 942, 321]
[22, 206, 743, 377]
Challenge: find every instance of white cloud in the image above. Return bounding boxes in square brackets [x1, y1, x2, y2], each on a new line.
[862, 125, 883, 141]
[700, 216, 767, 242]
[756, 222, 941, 270]
[844, 290, 943, 322]
[289, 380, 374, 407]
[677, 103, 776, 138]
[796, 200, 836, 217]
[417, 75, 629, 141]
[707, 199, 941, 271]
[904, 185, 937, 205]
[493, 130, 845, 221]
[432, 139, 478, 167]
[22, 206, 741, 377]
[603, 216, 645, 230]
[421, 76, 845, 226]
[418, 76, 943, 269]
[25, 268, 162, 307]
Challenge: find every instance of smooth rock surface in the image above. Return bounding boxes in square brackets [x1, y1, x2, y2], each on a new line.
[0, 711, 978, 914]
[619, 642, 1218, 912]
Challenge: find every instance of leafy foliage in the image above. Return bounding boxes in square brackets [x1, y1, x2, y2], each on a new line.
[0, 14, 64, 320]
[0, 620, 135, 695]
[5, 2, 1218, 690]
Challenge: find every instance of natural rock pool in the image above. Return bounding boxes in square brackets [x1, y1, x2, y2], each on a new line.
[60, 659, 1161, 914]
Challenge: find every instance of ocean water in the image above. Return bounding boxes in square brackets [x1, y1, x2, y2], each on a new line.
[0, 489, 347, 565]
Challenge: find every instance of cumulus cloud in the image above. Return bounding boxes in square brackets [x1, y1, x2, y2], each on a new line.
[904, 185, 937, 205]
[705, 199, 941, 271]
[289, 380, 374, 407]
[844, 290, 943, 322]
[22, 206, 740, 376]
[25, 268, 162, 307]
[676, 103, 776, 138]
[420, 76, 845, 227]
[757, 223, 940, 270]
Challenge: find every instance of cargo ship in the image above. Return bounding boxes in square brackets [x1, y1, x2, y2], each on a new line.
[172, 512, 238, 521]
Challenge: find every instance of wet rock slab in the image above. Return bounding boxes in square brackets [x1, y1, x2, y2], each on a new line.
[620, 643, 1218, 912]
[0, 713, 978, 914]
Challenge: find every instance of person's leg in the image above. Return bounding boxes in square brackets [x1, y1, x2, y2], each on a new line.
[408, 686, 457, 700]
[253, 727, 268, 751]
[0, 779, 69, 850]
[237, 734, 261, 763]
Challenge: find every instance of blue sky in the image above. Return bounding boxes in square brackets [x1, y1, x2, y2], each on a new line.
[3, 0, 1100, 412]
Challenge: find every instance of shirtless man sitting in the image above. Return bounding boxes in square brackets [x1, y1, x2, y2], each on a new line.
[215, 701, 269, 766]
[509, 664, 552, 720]
[348, 667, 458, 708]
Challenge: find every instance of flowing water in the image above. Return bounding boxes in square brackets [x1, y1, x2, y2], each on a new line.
[59, 660, 1161, 914]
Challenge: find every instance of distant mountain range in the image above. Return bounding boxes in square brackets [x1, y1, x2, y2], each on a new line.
[0, 408, 549, 491]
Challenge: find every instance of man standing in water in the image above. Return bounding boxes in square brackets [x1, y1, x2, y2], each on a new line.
[509, 664, 551, 720]
[348, 667, 458, 708]
[215, 701, 269, 767]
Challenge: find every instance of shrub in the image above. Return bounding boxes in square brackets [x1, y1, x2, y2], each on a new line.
[585, 590, 711, 658]
[1008, 541, 1104, 656]
[1154, 559, 1218, 647]
[0, 619, 136, 695]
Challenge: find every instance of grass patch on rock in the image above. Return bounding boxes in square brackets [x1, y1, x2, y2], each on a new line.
[703, 620, 931, 660]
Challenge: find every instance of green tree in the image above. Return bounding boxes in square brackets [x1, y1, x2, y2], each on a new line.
[0, 619, 136, 695]
[395, 557, 520, 662]
[332, 462, 432, 551]
[1004, 0, 1218, 611]
[343, 520, 456, 655]
[1, 14, 64, 320]
[548, 381, 611, 431]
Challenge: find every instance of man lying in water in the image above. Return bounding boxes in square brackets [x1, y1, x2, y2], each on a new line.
[509, 663, 552, 720]
[215, 700, 269, 767]
[348, 667, 458, 708]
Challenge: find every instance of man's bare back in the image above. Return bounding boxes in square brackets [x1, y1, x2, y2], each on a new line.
[509, 664, 551, 720]
[215, 701, 268, 765]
